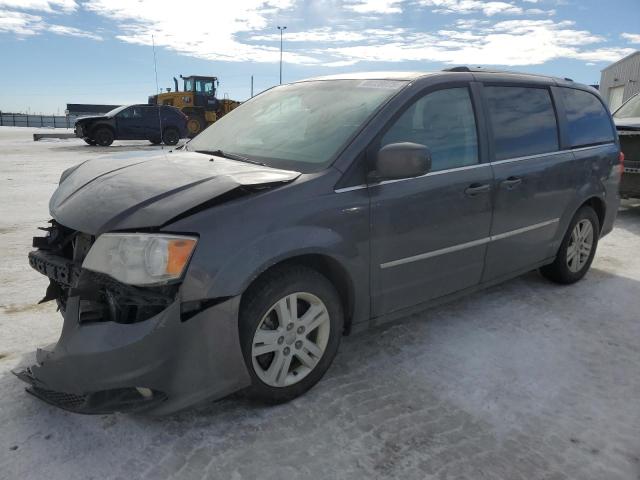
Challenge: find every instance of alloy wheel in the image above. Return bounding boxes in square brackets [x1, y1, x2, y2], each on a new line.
[251, 292, 331, 387]
[566, 219, 594, 273]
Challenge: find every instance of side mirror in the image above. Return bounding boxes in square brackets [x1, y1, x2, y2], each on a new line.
[374, 142, 431, 181]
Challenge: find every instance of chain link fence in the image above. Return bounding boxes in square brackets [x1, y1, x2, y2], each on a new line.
[0, 113, 78, 129]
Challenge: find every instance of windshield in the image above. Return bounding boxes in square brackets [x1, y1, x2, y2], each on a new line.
[614, 94, 640, 119]
[105, 105, 128, 117]
[187, 79, 408, 172]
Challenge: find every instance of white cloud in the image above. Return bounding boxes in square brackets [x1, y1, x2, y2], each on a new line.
[343, 0, 403, 14]
[0, 9, 42, 35]
[48, 23, 101, 40]
[84, 0, 321, 63]
[0, 8, 100, 38]
[250, 27, 406, 43]
[324, 19, 634, 66]
[621, 32, 640, 44]
[417, 0, 523, 16]
[0, 0, 77, 13]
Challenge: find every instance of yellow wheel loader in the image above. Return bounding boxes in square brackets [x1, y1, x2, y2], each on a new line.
[148, 75, 240, 137]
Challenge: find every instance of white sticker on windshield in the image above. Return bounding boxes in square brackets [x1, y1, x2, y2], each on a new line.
[357, 80, 406, 89]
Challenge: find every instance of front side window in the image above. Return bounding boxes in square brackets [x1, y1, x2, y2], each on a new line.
[561, 88, 615, 147]
[485, 86, 559, 160]
[188, 79, 408, 172]
[118, 107, 143, 119]
[380, 87, 479, 171]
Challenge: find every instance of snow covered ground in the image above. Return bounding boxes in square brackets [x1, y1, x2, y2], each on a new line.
[0, 127, 639, 480]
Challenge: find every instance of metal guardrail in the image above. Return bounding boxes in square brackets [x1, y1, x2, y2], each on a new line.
[0, 113, 78, 128]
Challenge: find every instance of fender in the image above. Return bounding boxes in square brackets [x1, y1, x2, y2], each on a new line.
[180, 225, 365, 303]
[551, 171, 608, 253]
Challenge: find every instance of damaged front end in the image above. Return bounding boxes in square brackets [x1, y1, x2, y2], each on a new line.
[16, 220, 251, 415]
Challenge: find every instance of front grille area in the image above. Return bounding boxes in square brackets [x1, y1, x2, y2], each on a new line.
[29, 387, 88, 410]
[25, 385, 167, 414]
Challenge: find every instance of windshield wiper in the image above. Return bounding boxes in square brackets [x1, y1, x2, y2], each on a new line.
[195, 149, 266, 166]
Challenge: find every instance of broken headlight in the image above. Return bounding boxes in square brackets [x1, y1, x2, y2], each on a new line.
[82, 233, 197, 286]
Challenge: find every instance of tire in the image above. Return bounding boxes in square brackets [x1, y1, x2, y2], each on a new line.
[83, 138, 97, 146]
[540, 205, 600, 284]
[239, 265, 344, 403]
[162, 127, 180, 146]
[94, 127, 114, 146]
[186, 115, 205, 137]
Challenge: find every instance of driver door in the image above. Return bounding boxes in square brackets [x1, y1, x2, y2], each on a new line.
[116, 106, 144, 139]
[369, 85, 494, 316]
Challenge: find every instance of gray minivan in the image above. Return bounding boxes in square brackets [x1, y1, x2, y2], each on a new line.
[17, 69, 622, 414]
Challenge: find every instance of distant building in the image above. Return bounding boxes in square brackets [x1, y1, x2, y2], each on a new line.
[599, 51, 640, 111]
[65, 103, 120, 117]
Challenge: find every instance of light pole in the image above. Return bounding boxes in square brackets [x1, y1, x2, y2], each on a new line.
[277, 25, 287, 84]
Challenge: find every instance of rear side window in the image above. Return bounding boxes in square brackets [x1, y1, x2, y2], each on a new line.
[381, 87, 478, 171]
[560, 88, 614, 148]
[485, 86, 559, 160]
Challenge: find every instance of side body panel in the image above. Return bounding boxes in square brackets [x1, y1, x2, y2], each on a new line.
[368, 165, 493, 315]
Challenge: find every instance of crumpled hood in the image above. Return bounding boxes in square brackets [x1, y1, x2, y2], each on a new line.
[50, 150, 300, 235]
[614, 117, 640, 131]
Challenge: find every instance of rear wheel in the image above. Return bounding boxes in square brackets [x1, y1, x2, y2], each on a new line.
[94, 127, 114, 146]
[540, 205, 600, 284]
[162, 127, 180, 146]
[239, 265, 343, 403]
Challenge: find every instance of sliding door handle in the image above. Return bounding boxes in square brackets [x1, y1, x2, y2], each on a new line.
[501, 176, 522, 189]
[464, 183, 491, 197]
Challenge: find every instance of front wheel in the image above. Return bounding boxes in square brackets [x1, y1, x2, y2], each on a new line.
[162, 127, 180, 146]
[94, 127, 114, 146]
[540, 205, 600, 284]
[239, 265, 343, 403]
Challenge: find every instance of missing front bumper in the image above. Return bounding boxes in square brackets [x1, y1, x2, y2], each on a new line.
[15, 296, 251, 415]
[14, 367, 166, 414]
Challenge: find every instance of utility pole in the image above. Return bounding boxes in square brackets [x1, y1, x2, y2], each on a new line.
[277, 25, 287, 85]
[251, 75, 254, 98]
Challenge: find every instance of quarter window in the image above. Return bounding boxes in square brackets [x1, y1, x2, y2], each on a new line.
[485, 86, 559, 160]
[560, 88, 614, 148]
[381, 87, 479, 171]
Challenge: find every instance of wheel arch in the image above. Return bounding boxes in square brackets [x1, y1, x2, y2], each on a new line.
[240, 253, 356, 335]
[89, 122, 115, 138]
[582, 196, 606, 231]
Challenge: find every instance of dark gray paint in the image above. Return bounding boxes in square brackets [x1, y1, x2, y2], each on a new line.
[19, 70, 622, 414]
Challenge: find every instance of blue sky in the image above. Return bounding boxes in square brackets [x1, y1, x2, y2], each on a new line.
[0, 0, 638, 114]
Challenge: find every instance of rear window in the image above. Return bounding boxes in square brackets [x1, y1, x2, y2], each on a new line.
[485, 86, 559, 160]
[560, 88, 614, 148]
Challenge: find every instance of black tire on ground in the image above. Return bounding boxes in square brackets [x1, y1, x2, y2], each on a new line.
[239, 265, 344, 403]
[94, 127, 114, 146]
[540, 205, 600, 284]
[149, 138, 162, 145]
[162, 127, 180, 146]
[83, 138, 97, 146]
